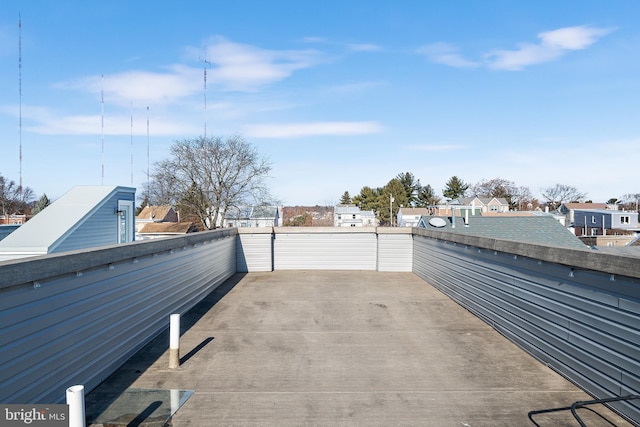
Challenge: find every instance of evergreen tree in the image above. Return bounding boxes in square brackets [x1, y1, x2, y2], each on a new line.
[396, 172, 421, 207]
[352, 186, 381, 212]
[416, 185, 441, 207]
[339, 191, 352, 204]
[442, 176, 469, 201]
[31, 193, 51, 216]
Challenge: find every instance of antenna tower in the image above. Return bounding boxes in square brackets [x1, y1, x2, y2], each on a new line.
[18, 14, 22, 190]
[146, 106, 150, 202]
[130, 102, 134, 186]
[201, 57, 211, 137]
[101, 74, 105, 185]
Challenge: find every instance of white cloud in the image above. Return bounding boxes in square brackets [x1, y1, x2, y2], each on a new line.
[539, 26, 612, 50]
[19, 104, 195, 136]
[417, 42, 479, 68]
[200, 36, 324, 91]
[420, 26, 612, 71]
[244, 121, 384, 138]
[347, 43, 382, 52]
[59, 65, 202, 106]
[485, 25, 613, 70]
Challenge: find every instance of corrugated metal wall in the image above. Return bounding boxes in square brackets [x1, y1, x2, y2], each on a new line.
[237, 229, 273, 272]
[413, 235, 640, 421]
[273, 228, 378, 270]
[0, 230, 236, 404]
[377, 230, 413, 272]
[54, 191, 135, 253]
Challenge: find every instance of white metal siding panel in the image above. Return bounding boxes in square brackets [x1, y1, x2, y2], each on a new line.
[412, 235, 640, 422]
[274, 232, 377, 270]
[377, 233, 413, 272]
[237, 232, 273, 272]
[0, 233, 235, 404]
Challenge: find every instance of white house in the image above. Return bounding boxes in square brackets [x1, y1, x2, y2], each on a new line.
[334, 205, 376, 227]
[223, 206, 279, 228]
[397, 208, 432, 227]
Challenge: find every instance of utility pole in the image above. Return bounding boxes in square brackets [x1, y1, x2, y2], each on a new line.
[389, 193, 394, 227]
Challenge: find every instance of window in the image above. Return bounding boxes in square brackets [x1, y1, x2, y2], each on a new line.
[591, 216, 596, 224]
[621, 216, 630, 224]
[352, 214, 356, 219]
[490, 205, 499, 212]
[590, 228, 598, 236]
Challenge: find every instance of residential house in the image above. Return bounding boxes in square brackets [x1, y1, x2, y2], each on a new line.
[223, 206, 279, 228]
[558, 202, 608, 226]
[334, 205, 376, 227]
[135, 205, 179, 233]
[397, 208, 432, 227]
[451, 197, 510, 214]
[0, 186, 136, 261]
[573, 209, 639, 238]
[137, 222, 199, 240]
[0, 214, 27, 225]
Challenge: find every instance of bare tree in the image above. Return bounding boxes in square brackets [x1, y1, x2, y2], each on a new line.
[621, 193, 640, 211]
[469, 177, 541, 211]
[541, 184, 586, 209]
[0, 173, 35, 216]
[148, 135, 272, 230]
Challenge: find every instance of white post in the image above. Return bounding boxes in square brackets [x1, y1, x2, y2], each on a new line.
[66, 385, 85, 427]
[171, 389, 181, 415]
[169, 313, 180, 369]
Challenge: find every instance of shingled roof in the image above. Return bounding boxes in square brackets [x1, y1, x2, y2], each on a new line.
[418, 215, 587, 249]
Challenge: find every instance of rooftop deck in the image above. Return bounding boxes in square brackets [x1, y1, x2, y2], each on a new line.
[85, 270, 631, 426]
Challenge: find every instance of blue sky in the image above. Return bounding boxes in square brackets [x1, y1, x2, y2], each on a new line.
[1, 1, 639, 205]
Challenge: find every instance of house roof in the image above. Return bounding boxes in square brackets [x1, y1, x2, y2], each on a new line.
[561, 203, 607, 210]
[251, 205, 278, 219]
[0, 186, 135, 254]
[224, 206, 278, 220]
[418, 215, 587, 249]
[136, 205, 175, 221]
[138, 222, 197, 234]
[454, 197, 509, 206]
[335, 205, 361, 214]
[399, 208, 431, 216]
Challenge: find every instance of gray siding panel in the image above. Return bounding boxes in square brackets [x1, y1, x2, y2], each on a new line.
[377, 232, 413, 272]
[274, 231, 377, 270]
[237, 231, 273, 272]
[53, 191, 136, 254]
[412, 235, 640, 421]
[0, 232, 236, 404]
